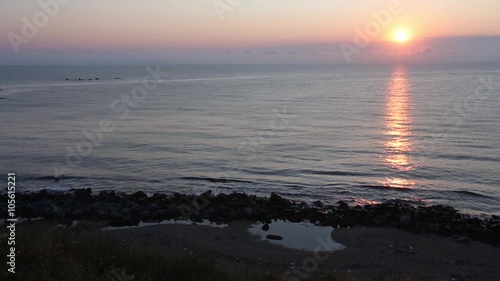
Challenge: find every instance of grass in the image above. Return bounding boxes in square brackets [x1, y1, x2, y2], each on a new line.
[2, 221, 240, 281]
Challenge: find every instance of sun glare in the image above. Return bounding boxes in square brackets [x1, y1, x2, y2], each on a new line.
[394, 30, 410, 43]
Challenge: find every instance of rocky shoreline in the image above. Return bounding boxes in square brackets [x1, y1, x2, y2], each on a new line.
[2, 188, 499, 246]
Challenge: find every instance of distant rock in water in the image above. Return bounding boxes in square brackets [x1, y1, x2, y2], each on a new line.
[0, 97, 5, 100]
[66, 78, 101, 81]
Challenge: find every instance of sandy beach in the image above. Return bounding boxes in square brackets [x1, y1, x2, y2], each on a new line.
[102, 221, 500, 281]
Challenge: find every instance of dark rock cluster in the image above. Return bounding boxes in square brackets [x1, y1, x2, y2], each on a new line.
[65, 78, 100, 81]
[1, 189, 498, 246]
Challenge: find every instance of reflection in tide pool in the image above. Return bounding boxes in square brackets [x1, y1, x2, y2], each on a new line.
[380, 66, 416, 189]
[248, 220, 345, 251]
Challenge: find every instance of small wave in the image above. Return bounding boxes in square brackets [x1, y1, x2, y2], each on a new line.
[358, 184, 414, 191]
[21, 175, 92, 182]
[146, 179, 163, 183]
[248, 168, 369, 177]
[180, 176, 252, 184]
[300, 169, 370, 177]
[435, 154, 499, 162]
[163, 76, 262, 83]
[452, 190, 492, 199]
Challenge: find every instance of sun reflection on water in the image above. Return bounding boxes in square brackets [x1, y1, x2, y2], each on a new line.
[380, 66, 416, 189]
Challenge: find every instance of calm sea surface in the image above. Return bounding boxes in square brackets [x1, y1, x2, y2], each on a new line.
[1, 64, 499, 214]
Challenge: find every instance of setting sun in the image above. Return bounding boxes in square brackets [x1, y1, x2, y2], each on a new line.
[394, 30, 410, 43]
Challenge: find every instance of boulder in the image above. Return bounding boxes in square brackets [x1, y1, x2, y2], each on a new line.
[337, 200, 349, 209]
[399, 215, 412, 226]
[73, 188, 92, 200]
[266, 234, 283, 240]
[244, 207, 253, 217]
[261, 223, 270, 231]
[269, 192, 291, 205]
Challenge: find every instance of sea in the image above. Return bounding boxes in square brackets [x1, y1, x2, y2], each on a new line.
[0, 64, 499, 215]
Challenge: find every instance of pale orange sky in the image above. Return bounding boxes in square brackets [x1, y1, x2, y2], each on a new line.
[1, 0, 500, 64]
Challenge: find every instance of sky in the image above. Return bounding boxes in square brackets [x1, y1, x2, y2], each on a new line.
[1, 0, 500, 64]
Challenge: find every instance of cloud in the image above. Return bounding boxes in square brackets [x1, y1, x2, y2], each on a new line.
[262, 50, 280, 55]
[1, 36, 499, 65]
[308, 51, 326, 56]
[413, 46, 433, 55]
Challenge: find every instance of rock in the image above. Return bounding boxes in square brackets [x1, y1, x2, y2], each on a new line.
[266, 234, 283, 240]
[39, 202, 59, 216]
[108, 221, 126, 227]
[61, 199, 76, 209]
[270, 192, 283, 202]
[123, 214, 137, 225]
[399, 215, 412, 226]
[269, 192, 291, 205]
[109, 210, 122, 220]
[244, 207, 253, 217]
[313, 200, 322, 207]
[7, 188, 500, 247]
[71, 208, 85, 217]
[454, 236, 470, 243]
[338, 200, 349, 209]
[201, 190, 214, 199]
[139, 210, 150, 219]
[317, 210, 328, 216]
[73, 188, 92, 200]
[144, 203, 158, 212]
[132, 191, 148, 199]
[38, 189, 48, 197]
[99, 190, 120, 203]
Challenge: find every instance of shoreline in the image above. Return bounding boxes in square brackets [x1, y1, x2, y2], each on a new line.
[2, 188, 499, 247]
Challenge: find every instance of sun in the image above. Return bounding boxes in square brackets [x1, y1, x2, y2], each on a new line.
[394, 30, 410, 43]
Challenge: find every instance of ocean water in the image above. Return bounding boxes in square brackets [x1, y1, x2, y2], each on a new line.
[0, 64, 499, 215]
